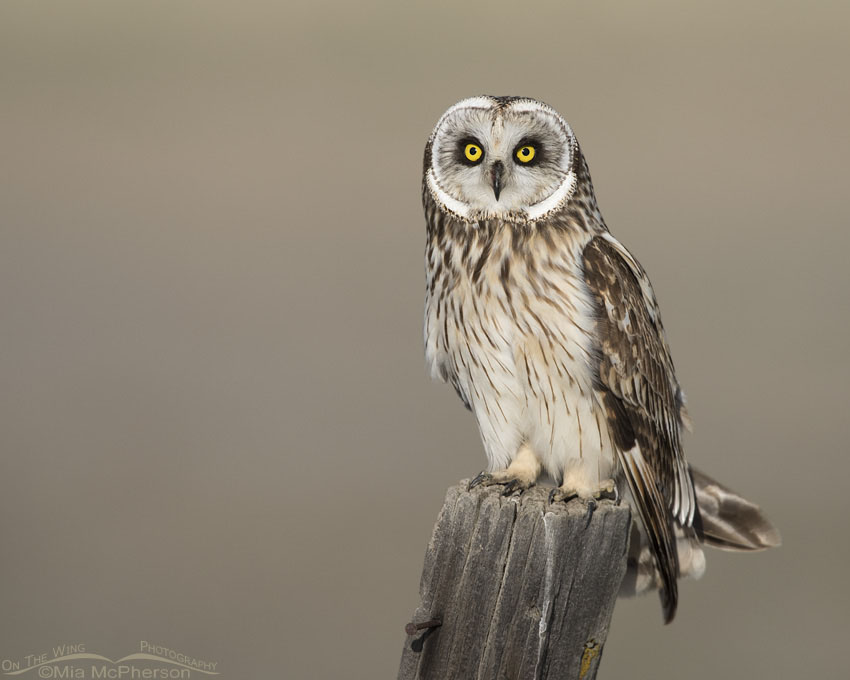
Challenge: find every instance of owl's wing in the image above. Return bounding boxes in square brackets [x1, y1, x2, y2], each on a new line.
[582, 233, 695, 623]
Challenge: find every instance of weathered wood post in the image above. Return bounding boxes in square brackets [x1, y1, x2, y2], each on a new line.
[398, 482, 631, 680]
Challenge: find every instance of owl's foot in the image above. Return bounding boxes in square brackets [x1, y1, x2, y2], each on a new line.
[468, 471, 534, 497]
[468, 445, 542, 497]
[548, 479, 618, 503]
[547, 487, 578, 504]
[548, 479, 618, 527]
[594, 478, 618, 503]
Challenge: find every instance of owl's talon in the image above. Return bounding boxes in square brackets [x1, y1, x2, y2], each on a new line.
[469, 472, 533, 496]
[595, 479, 618, 503]
[501, 479, 528, 497]
[548, 488, 579, 505]
[583, 498, 598, 528]
[607, 486, 619, 504]
[468, 472, 492, 491]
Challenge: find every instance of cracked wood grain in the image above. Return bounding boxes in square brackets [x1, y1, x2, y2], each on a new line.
[398, 482, 631, 680]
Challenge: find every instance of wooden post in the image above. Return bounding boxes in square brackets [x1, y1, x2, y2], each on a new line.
[398, 482, 631, 680]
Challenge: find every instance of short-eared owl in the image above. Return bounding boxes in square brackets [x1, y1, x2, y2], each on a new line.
[422, 95, 779, 622]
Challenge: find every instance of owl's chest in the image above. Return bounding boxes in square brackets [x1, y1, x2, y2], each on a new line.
[427, 236, 599, 400]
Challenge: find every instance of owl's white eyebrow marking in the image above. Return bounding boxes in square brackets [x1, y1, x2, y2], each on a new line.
[507, 99, 555, 114]
[429, 97, 496, 139]
[506, 99, 575, 140]
[439, 96, 496, 118]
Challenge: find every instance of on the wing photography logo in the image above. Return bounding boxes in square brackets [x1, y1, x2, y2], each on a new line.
[1, 642, 218, 679]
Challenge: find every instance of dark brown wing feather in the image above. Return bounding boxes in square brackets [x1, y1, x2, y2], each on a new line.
[583, 234, 694, 623]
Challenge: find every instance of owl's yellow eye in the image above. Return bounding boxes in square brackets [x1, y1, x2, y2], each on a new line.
[516, 145, 536, 163]
[464, 143, 484, 163]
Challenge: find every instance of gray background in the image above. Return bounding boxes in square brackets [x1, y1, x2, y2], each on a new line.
[2, 1, 848, 677]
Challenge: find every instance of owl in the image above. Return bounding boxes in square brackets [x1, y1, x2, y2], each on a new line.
[422, 95, 779, 622]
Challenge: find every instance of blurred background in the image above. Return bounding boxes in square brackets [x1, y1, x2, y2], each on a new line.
[1, 1, 848, 677]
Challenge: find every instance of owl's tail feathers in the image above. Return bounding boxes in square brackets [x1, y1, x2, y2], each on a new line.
[618, 465, 779, 609]
[691, 465, 781, 552]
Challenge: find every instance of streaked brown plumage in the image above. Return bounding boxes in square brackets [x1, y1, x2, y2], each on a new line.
[422, 96, 779, 622]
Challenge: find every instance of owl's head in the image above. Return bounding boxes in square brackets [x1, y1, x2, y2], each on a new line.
[424, 96, 579, 222]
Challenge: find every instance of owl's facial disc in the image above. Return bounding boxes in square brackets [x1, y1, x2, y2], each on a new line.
[427, 97, 578, 221]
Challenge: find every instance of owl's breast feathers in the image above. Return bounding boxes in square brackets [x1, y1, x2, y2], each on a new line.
[424, 203, 598, 416]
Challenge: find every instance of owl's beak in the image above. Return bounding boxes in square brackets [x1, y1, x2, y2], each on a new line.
[490, 161, 504, 201]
